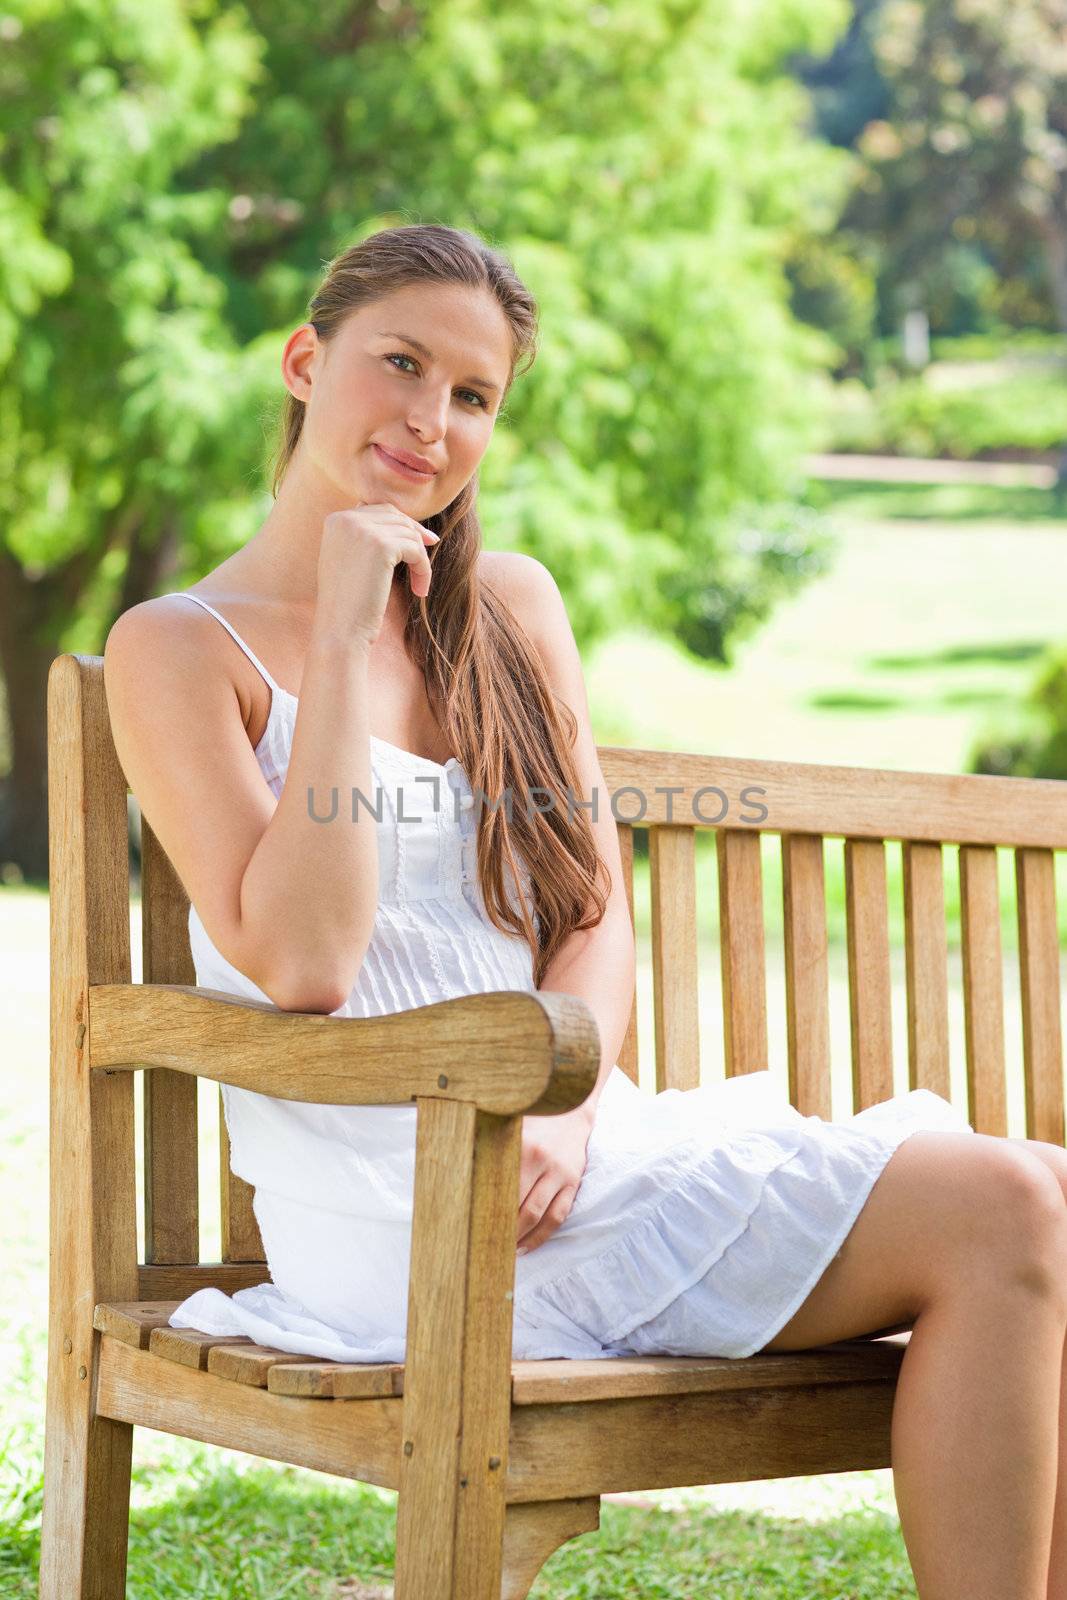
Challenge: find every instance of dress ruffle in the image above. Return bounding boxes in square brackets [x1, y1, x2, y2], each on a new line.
[169, 1067, 976, 1364]
[168, 1106, 807, 1364]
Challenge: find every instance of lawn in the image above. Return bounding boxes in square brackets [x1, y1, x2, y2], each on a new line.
[587, 481, 1067, 777]
[4, 482, 1066, 1595]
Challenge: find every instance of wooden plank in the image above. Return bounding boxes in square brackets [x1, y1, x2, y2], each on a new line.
[41, 654, 138, 1600]
[96, 1337, 401, 1488]
[140, 819, 199, 1265]
[394, 1097, 522, 1600]
[207, 1342, 318, 1387]
[1016, 847, 1065, 1144]
[88, 984, 600, 1117]
[960, 845, 1007, 1135]
[650, 827, 700, 1091]
[844, 838, 894, 1110]
[148, 1325, 254, 1371]
[267, 1341, 910, 1404]
[138, 1261, 270, 1299]
[781, 833, 831, 1117]
[511, 1341, 907, 1405]
[717, 829, 768, 1079]
[505, 1380, 899, 1500]
[93, 1301, 181, 1350]
[615, 823, 640, 1086]
[268, 1362, 404, 1399]
[902, 841, 951, 1099]
[596, 747, 1067, 849]
[219, 1093, 264, 1262]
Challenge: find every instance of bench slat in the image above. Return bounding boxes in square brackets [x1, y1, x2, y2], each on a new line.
[219, 1102, 265, 1264]
[509, 1340, 909, 1403]
[782, 833, 831, 1118]
[650, 826, 701, 1091]
[93, 1300, 183, 1350]
[207, 1342, 320, 1386]
[1016, 847, 1065, 1144]
[268, 1362, 404, 1398]
[616, 823, 640, 1086]
[960, 844, 1007, 1134]
[148, 1325, 256, 1370]
[137, 1262, 272, 1300]
[845, 838, 894, 1109]
[140, 821, 200, 1267]
[902, 841, 951, 1100]
[717, 829, 768, 1079]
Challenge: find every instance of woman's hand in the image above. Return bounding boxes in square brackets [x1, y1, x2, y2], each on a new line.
[516, 1106, 595, 1255]
[315, 502, 439, 646]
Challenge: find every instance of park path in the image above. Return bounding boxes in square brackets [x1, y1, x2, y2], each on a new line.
[804, 451, 1056, 488]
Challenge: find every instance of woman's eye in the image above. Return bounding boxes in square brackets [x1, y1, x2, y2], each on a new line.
[385, 352, 487, 409]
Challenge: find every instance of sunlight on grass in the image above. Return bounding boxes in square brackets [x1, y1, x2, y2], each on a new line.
[586, 506, 1067, 777]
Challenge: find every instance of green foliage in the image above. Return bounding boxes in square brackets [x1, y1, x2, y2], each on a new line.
[664, 498, 838, 664]
[877, 371, 1067, 458]
[969, 643, 1067, 780]
[844, 0, 1067, 337]
[1, 0, 852, 661]
[0, 0, 269, 591]
[790, 0, 892, 150]
[782, 0, 1067, 351]
[783, 230, 880, 370]
[813, 346, 1067, 458]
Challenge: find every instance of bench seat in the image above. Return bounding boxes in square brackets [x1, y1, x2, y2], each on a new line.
[94, 1298, 912, 1401]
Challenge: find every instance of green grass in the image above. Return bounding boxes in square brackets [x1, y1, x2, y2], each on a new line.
[1, 1457, 916, 1598]
[808, 478, 1067, 524]
[586, 487, 1067, 777]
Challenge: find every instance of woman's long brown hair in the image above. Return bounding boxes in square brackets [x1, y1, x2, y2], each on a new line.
[269, 223, 609, 986]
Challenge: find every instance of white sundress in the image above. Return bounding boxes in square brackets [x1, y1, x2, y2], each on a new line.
[165, 591, 976, 1364]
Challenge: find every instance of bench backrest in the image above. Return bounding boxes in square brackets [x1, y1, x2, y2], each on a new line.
[49, 653, 1067, 1303]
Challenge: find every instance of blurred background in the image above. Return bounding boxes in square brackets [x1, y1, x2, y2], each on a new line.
[4, 1, 1067, 1595]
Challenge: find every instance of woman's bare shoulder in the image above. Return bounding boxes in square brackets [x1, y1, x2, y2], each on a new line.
[478, 550, 558, 642]
[104, 588, 265, 740]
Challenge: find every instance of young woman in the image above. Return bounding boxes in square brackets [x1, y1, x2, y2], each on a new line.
[105, 223, 1067, 1597]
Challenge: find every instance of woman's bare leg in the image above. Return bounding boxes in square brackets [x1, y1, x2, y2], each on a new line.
[1003, 1137, 1067, 1600]
[756, 1131, 1067, 1599]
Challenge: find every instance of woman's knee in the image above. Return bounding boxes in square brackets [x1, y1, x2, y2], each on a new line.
[920, 1135, 1067, 1310]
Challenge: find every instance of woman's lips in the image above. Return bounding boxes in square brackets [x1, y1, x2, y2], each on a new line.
[372, 443, 435, 481]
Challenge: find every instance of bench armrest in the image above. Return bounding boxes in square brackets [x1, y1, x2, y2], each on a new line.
[86, 982, 599, 1116]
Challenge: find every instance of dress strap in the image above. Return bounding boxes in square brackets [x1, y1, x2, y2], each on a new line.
[163, 592, 285, 698]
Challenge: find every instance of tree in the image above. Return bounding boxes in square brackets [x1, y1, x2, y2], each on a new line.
[0, 0, 267, 878]
[1, 0, 851, 879]
[845, 0, 1067, 335]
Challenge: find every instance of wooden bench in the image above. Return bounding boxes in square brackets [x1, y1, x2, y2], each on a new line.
[40, 650, 1066, 1599]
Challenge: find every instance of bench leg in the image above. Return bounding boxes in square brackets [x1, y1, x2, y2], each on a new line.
[500, 1497, 601, 1600]
[38, 1332, 133, 1599]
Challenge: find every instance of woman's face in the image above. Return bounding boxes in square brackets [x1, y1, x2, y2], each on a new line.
[283, 281, 514, 515]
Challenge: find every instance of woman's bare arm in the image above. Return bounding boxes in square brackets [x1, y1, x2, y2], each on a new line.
[105, 602, 379, 1012]
[236, 620, 380, 1010]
